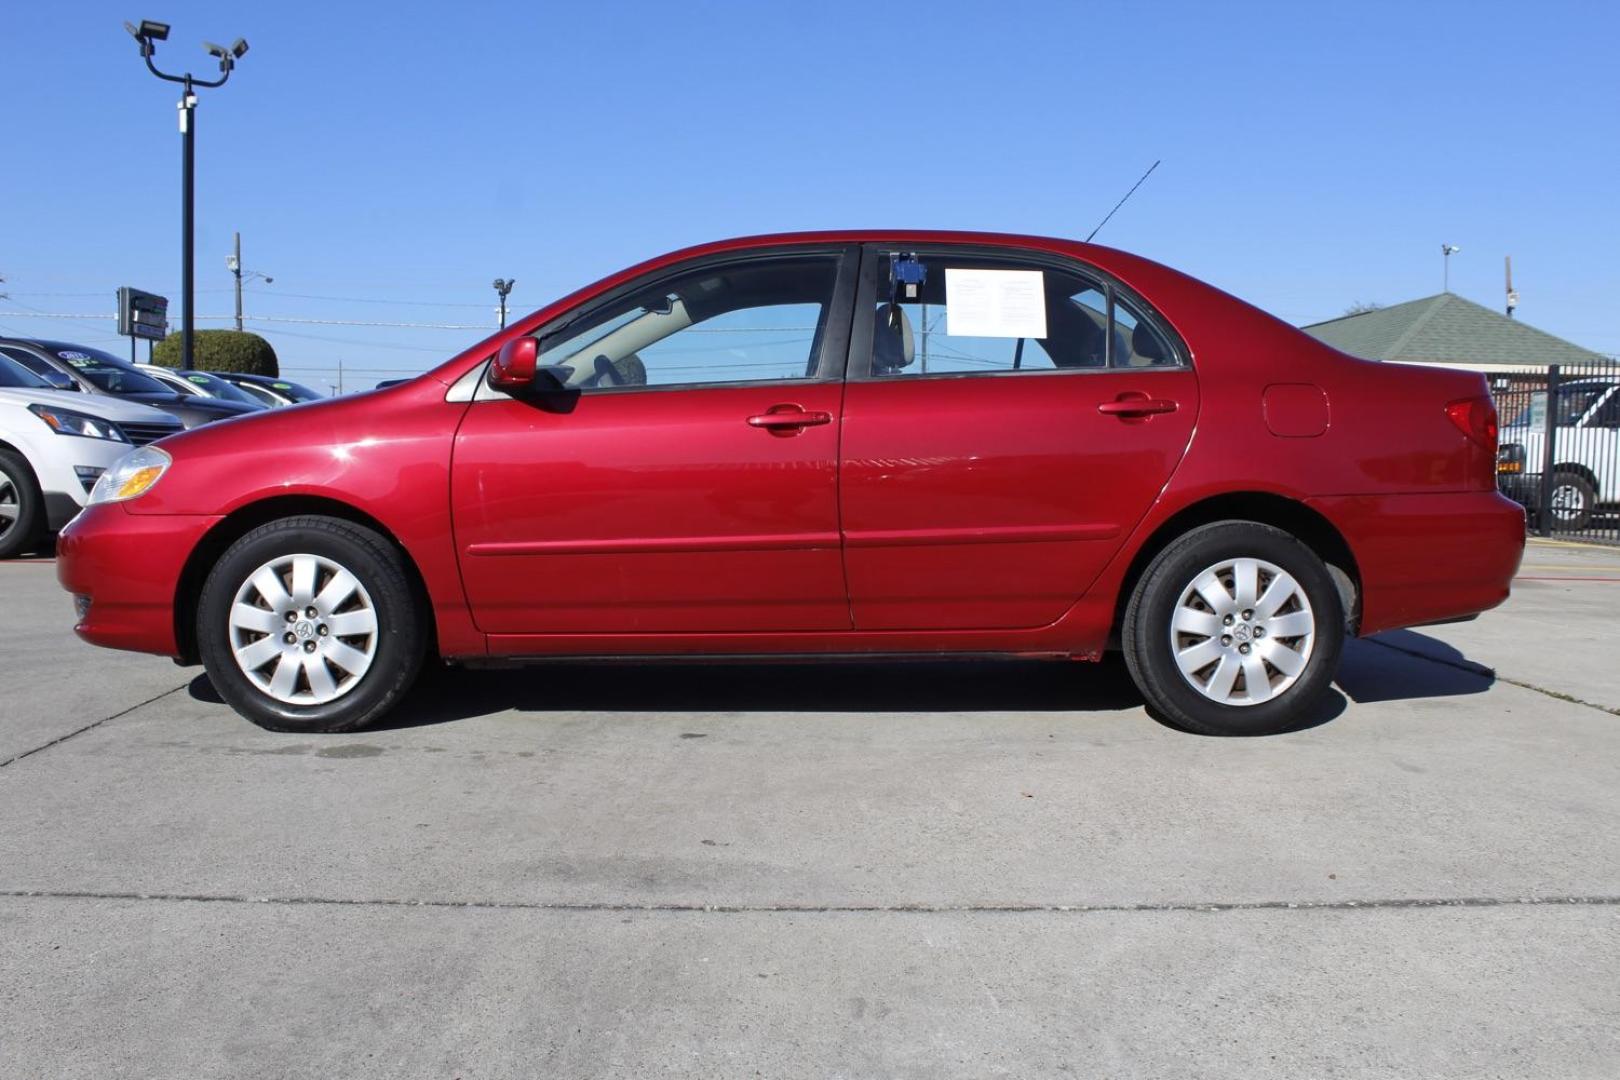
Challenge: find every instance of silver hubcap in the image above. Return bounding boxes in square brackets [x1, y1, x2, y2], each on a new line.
[228, 553, 379, 705]
[0, 477, 17, 537]
[1170, 557, 1314, 707]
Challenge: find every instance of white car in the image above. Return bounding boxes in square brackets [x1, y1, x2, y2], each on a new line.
[0, 353, 182, 557]
[1497, 377, 1619, 531]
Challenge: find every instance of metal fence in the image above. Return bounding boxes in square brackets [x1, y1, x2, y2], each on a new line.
[1486, 357, 1620, 544]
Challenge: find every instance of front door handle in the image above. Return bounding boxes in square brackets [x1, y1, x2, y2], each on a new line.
[747, 406, 832, 433]
[1098, 395, 1178, 418]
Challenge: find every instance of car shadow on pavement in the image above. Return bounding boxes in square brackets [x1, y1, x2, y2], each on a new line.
[1335, 632, 1494, 704]
[192, 655, 1354, 735]
[186, 631, 1488, 735]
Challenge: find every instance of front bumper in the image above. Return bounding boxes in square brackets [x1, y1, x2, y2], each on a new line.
[56, 504, 222, 657]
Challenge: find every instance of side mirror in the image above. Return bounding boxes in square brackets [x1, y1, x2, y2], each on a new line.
[43, 368, 77, 391]
[488, 337, 539, 392]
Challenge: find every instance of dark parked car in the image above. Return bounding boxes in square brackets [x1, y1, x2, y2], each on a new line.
[0, 338, 259, 428]
[58, 231, 1524, 737]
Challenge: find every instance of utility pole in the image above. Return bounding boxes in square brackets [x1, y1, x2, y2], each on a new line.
[124, 20, 248, 369]
[1505, 255, 1519, 318]
[225, 231, 271, 331]
[492, 278, 515, 329]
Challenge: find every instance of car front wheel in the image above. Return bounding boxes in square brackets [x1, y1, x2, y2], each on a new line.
[197, 515, 426, 732]
[0, 450, 44, 559]
[1121, 521, 1345, 736]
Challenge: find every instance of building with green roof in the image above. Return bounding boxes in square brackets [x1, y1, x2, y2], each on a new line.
[1301, 293, 1606, 372]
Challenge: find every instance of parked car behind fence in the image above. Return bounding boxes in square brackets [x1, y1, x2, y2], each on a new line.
[1492, 358, 1620, 541]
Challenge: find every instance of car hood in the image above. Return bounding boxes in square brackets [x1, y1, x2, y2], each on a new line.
[0, 386, 180, 422]
[120, 391, 260, 417]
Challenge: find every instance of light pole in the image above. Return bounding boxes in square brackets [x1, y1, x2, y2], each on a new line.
[493, 278, 515, 329]
[1441, 243, 1460, 293]
[124, 19, 248, 369]
[226, 231, 272, 332]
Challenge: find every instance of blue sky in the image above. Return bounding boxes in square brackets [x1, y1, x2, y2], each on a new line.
[3, 0, 1616, 390]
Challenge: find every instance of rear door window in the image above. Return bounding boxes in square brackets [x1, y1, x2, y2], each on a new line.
[857, 249, 1181, 378]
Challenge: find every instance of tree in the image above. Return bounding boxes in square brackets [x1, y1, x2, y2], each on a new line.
[1342, 301, 1382, 316]
[151, 329, 278, 375]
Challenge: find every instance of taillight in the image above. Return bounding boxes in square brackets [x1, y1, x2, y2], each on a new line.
[1446, 396, 1498, 453]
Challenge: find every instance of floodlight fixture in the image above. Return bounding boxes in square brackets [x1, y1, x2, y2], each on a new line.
[123, 16, 250, 367]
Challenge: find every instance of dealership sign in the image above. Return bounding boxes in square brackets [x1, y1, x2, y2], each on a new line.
[117, 287, 169, 342]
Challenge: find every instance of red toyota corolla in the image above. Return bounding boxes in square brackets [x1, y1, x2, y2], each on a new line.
[57, 231, 1524, 735]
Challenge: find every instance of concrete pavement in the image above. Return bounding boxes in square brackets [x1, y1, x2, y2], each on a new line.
[2, 539, 1617, 1078]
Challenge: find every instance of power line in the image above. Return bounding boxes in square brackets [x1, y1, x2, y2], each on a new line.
[263, 290, 492, 309]
[242, 324, 455, 353]
[5, 286, 496, 309]
[0, 308, 489, 330]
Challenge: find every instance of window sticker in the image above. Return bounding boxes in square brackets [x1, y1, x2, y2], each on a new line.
[58, 351, 93, 363]
[944, 268, 1047, 339]
[187, 374, 210, 383]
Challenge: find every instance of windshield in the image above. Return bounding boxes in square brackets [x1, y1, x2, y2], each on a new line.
[171, 369, 266, 406]
[223, 374, 324, 402]
[0, 352, 54, 389]
[45, 345, 174, 395]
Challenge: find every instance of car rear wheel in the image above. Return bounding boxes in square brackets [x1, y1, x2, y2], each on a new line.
[197, 515, 426, 732]
[1122, 521, 1344, 736]
[0, 450, 44, 559]
[1548, 472, 1596, 532]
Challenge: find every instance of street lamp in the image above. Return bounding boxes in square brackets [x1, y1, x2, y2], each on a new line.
[493, 278, 515, 329]
[226, 231, 272, 332]
[123, 19, 249, 369]
[1441, 243, 1461, 293]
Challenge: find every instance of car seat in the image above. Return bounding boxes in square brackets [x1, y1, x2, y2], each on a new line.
[872, 305, 915, 375]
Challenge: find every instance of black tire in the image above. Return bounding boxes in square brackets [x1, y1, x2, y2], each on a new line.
[197, 515, 426, 732]
[1121, 521, 1345, 736]
[1548, 471, 1596, 532]
[0, 449, 45, 560]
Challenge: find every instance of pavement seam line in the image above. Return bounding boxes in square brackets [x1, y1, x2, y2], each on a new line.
[1364, 637, 1620, 717]
[1, 888, 1616, 915]
[0, 683, 191, 770]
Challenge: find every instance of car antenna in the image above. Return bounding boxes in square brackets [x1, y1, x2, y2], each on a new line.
[1085, 160, 1160, 243]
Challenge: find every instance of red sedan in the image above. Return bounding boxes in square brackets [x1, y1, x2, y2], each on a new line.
[57, 232, 1524, 735]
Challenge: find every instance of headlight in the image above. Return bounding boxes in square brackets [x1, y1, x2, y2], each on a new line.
[28, 404, 129, 442]
[88, 446, 172, 505]
[1497, 443, 1526, 474]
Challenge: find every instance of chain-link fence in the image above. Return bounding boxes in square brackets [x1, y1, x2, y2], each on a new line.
[1488, 358, 1620, 543]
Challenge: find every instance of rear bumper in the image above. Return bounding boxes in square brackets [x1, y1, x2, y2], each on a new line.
[1496, 472, 1537, 506]
[56, 504, 221, 657]
[1308, 491, 1525, 636]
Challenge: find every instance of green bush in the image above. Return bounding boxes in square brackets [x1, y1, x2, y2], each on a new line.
[151, 330, 279, 376]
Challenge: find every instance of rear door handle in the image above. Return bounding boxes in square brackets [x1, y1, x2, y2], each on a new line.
[747, 406, 832, 431]
[1098, 396, 1178, 417]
